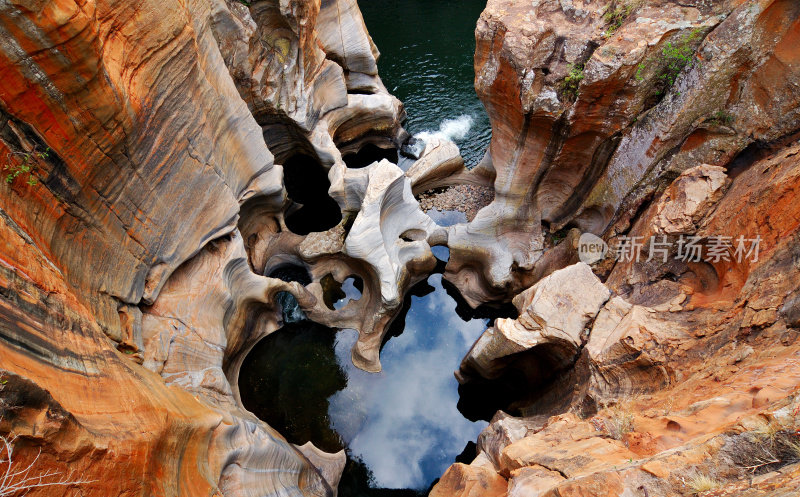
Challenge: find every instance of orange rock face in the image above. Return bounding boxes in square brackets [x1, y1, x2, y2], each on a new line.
[445, 0, 800, 307]
[2, 0, 800, 495]
[0, 0, 405, 495]
[432, 1, 800, 496]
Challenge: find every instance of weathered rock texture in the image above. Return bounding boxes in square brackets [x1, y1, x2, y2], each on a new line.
[445, 0, 800, 308]
[457, 262, 610, 383]
[435, 141, 800, 495]
[2, 0, 800, 494]
[0, 0, 414, 494]
[432, 0, 800, 495]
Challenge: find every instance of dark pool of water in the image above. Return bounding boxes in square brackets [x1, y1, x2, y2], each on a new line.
[239, 272, 492, 495]
[359, 0, 491, 168]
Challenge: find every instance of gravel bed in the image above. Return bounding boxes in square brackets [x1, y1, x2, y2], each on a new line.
[416, 184, 495, 222]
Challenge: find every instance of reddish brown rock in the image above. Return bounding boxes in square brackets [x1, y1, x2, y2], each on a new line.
[444, 0, 800, 308]
[0, 0, 407, 494]
[429, 460, 508, 497]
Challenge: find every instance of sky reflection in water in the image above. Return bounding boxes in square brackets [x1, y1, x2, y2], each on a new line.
[328, 274, 489, 490]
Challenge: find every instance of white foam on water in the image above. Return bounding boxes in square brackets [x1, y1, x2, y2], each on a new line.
[415, 114, 474, 143]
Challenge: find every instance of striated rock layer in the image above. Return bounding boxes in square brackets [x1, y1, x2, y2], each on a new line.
[433, 0, 800, 495]
[445, 0, 800, 307]
[2, 0, 800, 495]
[0, 0, 420, 494]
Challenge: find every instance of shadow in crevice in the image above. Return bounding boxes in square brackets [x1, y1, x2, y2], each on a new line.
[283, 154, 342, 235]
[457, 345, 593, 422]
[440, 277, 518, 324]
[342, 143, 399, 169]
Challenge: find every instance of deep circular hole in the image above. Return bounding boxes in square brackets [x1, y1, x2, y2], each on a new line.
[267, 263, 312, 285]
[321, 274, 364, 310]
[283, 154, 342, 235]
[342, 143, 399, 169]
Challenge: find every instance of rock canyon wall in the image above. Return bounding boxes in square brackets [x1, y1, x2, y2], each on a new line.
[0, 0, 431, 494]
[433, 0, 800, 496]
[1, 0, 800, 496]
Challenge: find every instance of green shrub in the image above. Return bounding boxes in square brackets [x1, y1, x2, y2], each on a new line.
[708, 110, 735, 126]
[602, 0, 642, 37]
[560, 63, 585, 101]
[635, 28, 703, 98]
[3, 148, 48, 186]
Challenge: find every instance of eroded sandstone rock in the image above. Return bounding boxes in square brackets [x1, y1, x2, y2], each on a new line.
[457, 262, 610, 383]
[586, 298, 685, 400]
[445, 0, 800, 309]
[651, 164, 729, 235]
[0, 0, 411, 493]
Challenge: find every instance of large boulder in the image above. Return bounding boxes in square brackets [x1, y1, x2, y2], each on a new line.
[457, 263, 610, 382]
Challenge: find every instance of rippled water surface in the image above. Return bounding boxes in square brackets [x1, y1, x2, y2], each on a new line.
[359, 0, 491, 167]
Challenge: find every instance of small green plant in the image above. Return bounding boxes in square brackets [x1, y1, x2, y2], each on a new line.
[235, 0, 251, 5]
[659, 29, 702, 86]
[560, 63, 585, 101]
[708, 110, 735, 126]
[685, 470, 721, 494]
[3, 148, 48, 187]
[549, 227, 570, 245]
[635, 28, 703, 97]
[602, 0, 642, 37]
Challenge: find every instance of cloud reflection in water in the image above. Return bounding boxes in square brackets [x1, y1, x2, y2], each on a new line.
[328, 274, 489, 490]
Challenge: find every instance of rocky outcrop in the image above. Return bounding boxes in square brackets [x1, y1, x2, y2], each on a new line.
[650, 164, 729, 235]
[457, 262, 610, 383]
[0, 0, 412, 494]
[445, 0, 800, 308]
[2, 0, 800, 494]
[435, 98, 800, 497]
[433, 1, 800, 493]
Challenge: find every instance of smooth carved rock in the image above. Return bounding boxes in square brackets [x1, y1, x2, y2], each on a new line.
[141, 231, 338, 494]
[651, 164, 730, 235]
[295, 442, 347, 497]
[239, 157, 447, 374]
[0, 0, 286, 332]
[404, 136, 469, 195]
[0, 0, 408, 492]
[341, 160, 445, 371]
[317, 0, 380, 76]
[445, 0, 800, 308]
[458, 263, 610, 383]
